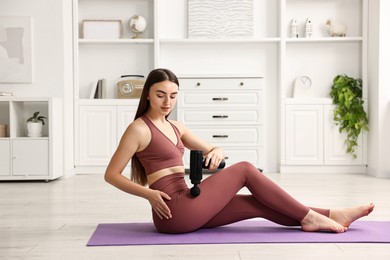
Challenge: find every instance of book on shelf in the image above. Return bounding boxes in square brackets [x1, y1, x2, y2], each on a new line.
[89, 79, 106, 99]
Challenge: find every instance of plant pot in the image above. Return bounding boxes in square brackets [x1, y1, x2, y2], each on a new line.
[27, 122, 43, 137]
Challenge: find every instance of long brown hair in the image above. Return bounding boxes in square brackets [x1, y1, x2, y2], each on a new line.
[131, 68, 179, 186]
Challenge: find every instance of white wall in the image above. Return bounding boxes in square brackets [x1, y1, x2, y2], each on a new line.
[0, 0, 66, 96]
[1, 0, 389, 177]
[367, 0, 390, 178]
[0, 0, 74, 176]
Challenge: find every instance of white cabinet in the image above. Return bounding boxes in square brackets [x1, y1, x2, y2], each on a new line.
[323, 105, 364, 165]
[117, 106, 136, 138]
[12, 139, 49, 176]
[285, 105, 324, 165]
[283, 101, 366, 173]
[0, 140, 10, 176]
[75, 100, 137, 172]
[77, 106, 117, 166]
[0, 97, 63, 181]
[280, 0, 368, 173]
[178, 77, 264, 169]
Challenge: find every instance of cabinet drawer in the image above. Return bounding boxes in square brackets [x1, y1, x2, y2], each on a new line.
[179, 109, 262, 125]
[179, 91, 262, 107]
[179, 78, 263, 90]
[189, 126, 263, 146]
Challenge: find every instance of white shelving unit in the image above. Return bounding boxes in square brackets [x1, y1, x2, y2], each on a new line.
[0, 97, 63, 180]
[280, 0, 368, 173]
[72, 0, 367, 174]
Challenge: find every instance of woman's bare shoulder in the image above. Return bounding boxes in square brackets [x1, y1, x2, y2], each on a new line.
[121, 118, 150, 142]
[131, 117, 148, 131]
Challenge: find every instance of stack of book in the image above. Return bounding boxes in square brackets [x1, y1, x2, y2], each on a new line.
[90, 79, 106, 99]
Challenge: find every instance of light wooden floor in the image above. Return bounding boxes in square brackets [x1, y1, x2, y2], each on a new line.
[1, 171, 389, 260]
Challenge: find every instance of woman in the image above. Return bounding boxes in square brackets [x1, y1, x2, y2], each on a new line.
[105, 68, 374, 234]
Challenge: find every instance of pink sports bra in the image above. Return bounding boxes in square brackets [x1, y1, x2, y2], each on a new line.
[136, 115, 185, 175]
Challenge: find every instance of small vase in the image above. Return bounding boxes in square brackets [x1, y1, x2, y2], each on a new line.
[27, 122, 43, 137]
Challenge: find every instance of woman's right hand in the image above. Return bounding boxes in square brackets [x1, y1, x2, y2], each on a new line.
[147, 189, 172, 220]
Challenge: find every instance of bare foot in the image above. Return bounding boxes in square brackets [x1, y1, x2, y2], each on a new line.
[329, 203, 375, 227]
[301, 209, 348, 233]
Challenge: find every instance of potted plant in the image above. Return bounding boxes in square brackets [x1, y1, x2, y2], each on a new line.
[330, 74, 369, 158]
[26, 111, 47, 137]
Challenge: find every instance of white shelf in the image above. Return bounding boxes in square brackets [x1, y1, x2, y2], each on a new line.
[159, 38, 281, 44]
[285, 97, 332, 105]
[79, 38, 154, 44]
[178, 74, 264, 79]
[76, 98, 140, 106]
[285, 37, 363, 43]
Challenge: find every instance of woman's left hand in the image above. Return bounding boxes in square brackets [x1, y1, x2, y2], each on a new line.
[147, 189, 172, 220]
[203, 147, 224, 171]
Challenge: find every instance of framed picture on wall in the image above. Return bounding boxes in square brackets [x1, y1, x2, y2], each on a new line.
[188, 0, 253, 39]
[0, 16, 33, 83]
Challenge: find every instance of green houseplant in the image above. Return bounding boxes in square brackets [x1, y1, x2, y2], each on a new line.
[330, 74, 369, 158]
[26, 111, 47, 137]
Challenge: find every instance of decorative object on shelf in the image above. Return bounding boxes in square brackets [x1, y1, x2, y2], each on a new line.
[188, 0, 253, 39]
[326, 19, 347, 37]
[0, 124, 7, 137]
[26, 111, 46, 137]
[117, 75, 144, 99]
[292, 75, 313, 98]
[0, 16, 33, 83]
[90, 78, 107, 99]
[304, 18, 313, 37]
[330, 74, 369, 158]
[290, 19, 299, 38]
[82, 20, 121, 39]
[128, 15, 147, 39]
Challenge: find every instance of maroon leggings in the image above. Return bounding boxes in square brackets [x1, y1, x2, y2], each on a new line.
[149, 161, 330, 234]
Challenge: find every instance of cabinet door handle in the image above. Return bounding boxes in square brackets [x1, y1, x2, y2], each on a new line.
[212, 97, 229, 101]
[212, 115, 229, 119]
[212, 135, 229, 138]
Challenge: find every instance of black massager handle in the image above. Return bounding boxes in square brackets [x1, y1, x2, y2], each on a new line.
[190, 150, 225, 197]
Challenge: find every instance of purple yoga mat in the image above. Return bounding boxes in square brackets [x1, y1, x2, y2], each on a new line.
[87, 220, 390, 246]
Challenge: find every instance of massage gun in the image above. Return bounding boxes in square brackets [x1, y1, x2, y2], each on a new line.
[189, 150, 225, 197]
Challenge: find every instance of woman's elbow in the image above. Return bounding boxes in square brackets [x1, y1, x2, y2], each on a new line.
[104, 170, 113, 184]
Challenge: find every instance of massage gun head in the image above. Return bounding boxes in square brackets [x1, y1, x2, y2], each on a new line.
[190, 185, 201, 197]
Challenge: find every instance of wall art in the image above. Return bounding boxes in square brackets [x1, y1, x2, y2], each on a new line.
[188, 0, 253, 39]
[0, 16, 33, 83]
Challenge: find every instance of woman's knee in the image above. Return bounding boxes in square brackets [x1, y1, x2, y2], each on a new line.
[235, 161, 257, 171]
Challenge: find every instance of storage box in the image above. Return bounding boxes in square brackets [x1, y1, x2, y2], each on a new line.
[82, 20, 122, 39]
[0, 124, 7, 137]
